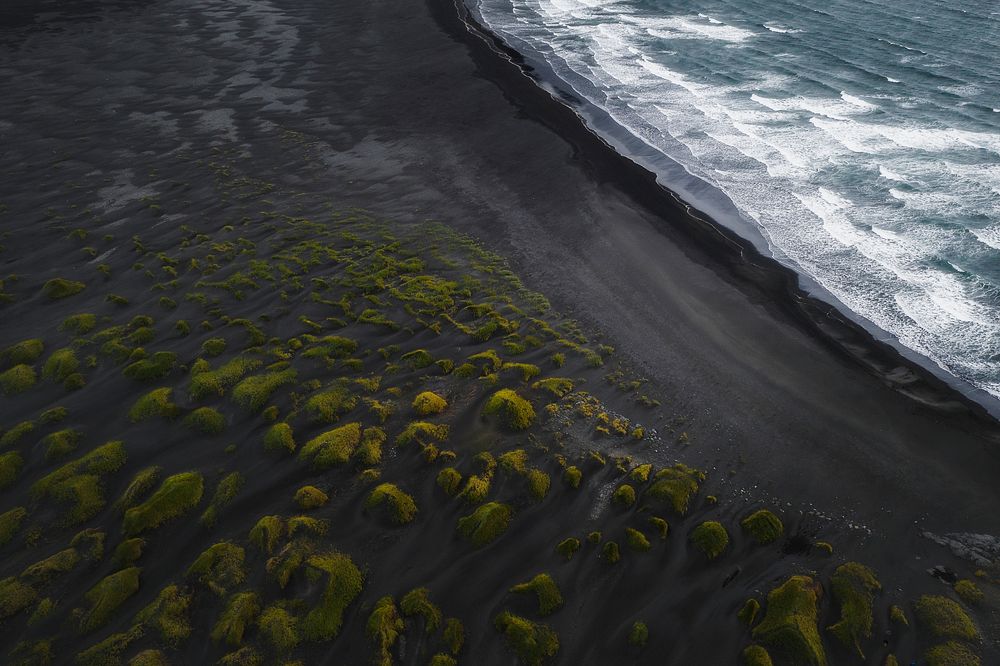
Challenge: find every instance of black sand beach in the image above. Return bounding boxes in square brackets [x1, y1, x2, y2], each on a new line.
[1, 0, 999, 663]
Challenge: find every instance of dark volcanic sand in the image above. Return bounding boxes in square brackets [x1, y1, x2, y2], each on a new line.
[1, 0, 1000, 661]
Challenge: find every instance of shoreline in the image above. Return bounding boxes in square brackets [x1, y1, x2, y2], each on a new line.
[447, 0, 1000, 424]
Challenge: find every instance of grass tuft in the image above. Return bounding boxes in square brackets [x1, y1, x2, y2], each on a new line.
[483, 389, 535, 430]
[458, 501, 512, 547]
[123, 472, 204, 535]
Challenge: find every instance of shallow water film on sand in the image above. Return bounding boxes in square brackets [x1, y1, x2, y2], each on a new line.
[474, 0, 1000, 399]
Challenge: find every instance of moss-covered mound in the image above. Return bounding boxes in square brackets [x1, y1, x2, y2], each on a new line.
[400, 587, 442, 633]
[826, 562, 880, 657]
[364, 483, 417, 524]
[412, 391, 448, 416]
[740, 509, 784, 545]
[300, 552, 364, 641]
[42, 277, 86, 300]
[457, 502, 512, 547]
[914, 595, 979, 641]
[299, 422, 362, 468]
[80, 567, 141, 632]
[123, 472, 204, 535]
[294, 485, 329, 510]
[690, 521, 729, 560]
[752, 575, 826, 666]
[0, 364, 36, 395]
[494, 611, 559, 666]
[646, 463, 704, 514]
[510, 573, 563, 616]
[483, 389, 535, 430]
[183, 407, 226, 435]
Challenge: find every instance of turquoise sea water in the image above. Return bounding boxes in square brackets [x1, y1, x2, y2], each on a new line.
[473, 0, 1000, 399]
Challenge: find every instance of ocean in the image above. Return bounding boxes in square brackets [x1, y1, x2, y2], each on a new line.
[471, 0, 1000, 401]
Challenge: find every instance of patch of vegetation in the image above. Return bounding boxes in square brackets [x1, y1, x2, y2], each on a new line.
[556, 537, 580, 560]
[924, 641, 981, 666]
[211, 591, 260, 646]
[61, 313, 97, 335]
[0, 450, 24, 489]
[396, 420, 449, 446]
[437, 467, 463, 495]
[300, 422, 362, 468]
[248, 515, 285, 554]
[4, 338, 44, 365]
[741, 509, 784, 545]
[42, 277, 85, 300]
[258, 603, 299, 652]
[233, 369, 298, 411]
[914, 595, 978, 641]
[413, 391, 448, 416]
[115, 466, 161, 513]
[562, 466, 582, 489]
[739, 598, 761, 626]
[300, 552, 364, 641]
[183, 406, 226, 435]
[31, 441, 126, 523]
[458, 501, 512, 547]
[955, 579, 984, 605]
[0, 419, 34, 447]
[123, 471, 204, 535]
[112, 537, 145, 568]
[531, 377, 574, 398]
[123, 351, 177, 381]
[742, 645, 774, 666]
[646, 463, 704, 514]
[826, 562, 880, 658]
[365, 483, 418, 524]
[400, 587, 442, 633]
[304, 385, 357, 422]
[202, 338, 227, 357]
[187, 542, 247, 596]
[200, 472, 244, 527]
[0, 576, 37, 621]
[21, 546, 79, 582]
[612, 484, 636, 508]
[752, 575, 826, 666]
[510, 573, 563, 616]
[367, 596, 404, 665]
[295, 485, 328, 509]
[135, 584, 192, 645]
[189, 356, 262, 401]
[601, 541, 621, 564]
[494, 612, 559, 666]
[691, 521, 729, 560]
[625, 527, 651, 552]
[628, 621, 649, 649]
[264, 422, 295, 454]
[40, 405, 68, 423]
[80, 567, 141, 632]
[483, 389, 535, 430]
[129, 387, 180, 421]
[0, 506, 28, 546]
[1, 364, 36, 395]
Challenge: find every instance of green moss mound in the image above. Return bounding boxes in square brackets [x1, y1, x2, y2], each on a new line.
[924, 641, 981, 666]
[0, 576, 37, 620]
[264, 422, 295, 453]
[628, 621, 649, 648]
[300, 552, 364, 641]
[189, 356, 262, 401]
[741, 509, 784, 545]
[646, 463, 704, 514]
[232, 369, 298, 411]
[115, 466, 161, 513]
[742, 645, 774, 666]
[294, 485, 329, 509]
[400, 587, 442, 633]
[396, 420, 449, 446]
[123, 472, 204, 536]
[129, 388, 179, 421]
[355, 426, 386, 466]
[42, 277, 86, 300]
[43, 347, 80, 382]
[183, 407, 226, 435]
[739, 598, 761, 626]
[367, 595, 404, 665]
[21, 546, 80, 581]
[1, 419, 35, 447]
[752, 575, 826, 666]
[1, 364, 36, 395]
[413, 391, 448, 416]
[209, 591, 259, 647]
[4, 338, 44, 365]
[135, 584, 192, 645]
[625, 527, 652, 552]
[955, 579, 984, 605]
[201, 337, 227, 357]
[691, 521, 729, 560]
[200, 472, 244, 527]
[494, 611, 559, 666]
[531, 377, 574, 398]
[612, 484, 636, 507]
[0, 506, 28, 546]
[80, 567, 141, 632]
[258, 604, 299, 652]
[483, 389, 535, 430]
[436, 467, 463, 495]
[304, 385, 358, 422]
[562, 466, 582, 489]
[826, 562, 880, 658]
[0, 450, 24, 489]
[510, 573, 563, 616]
[187, 542, 247, 596]
[32, 441, 126, 523]
[914, 595, 979, 641]
[300, 422, 362, 468]
[458, 501, 512, 547]
[123, 352, 177, 381]
[556, 537, 580, 560]
[365, 483, 418, 524]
